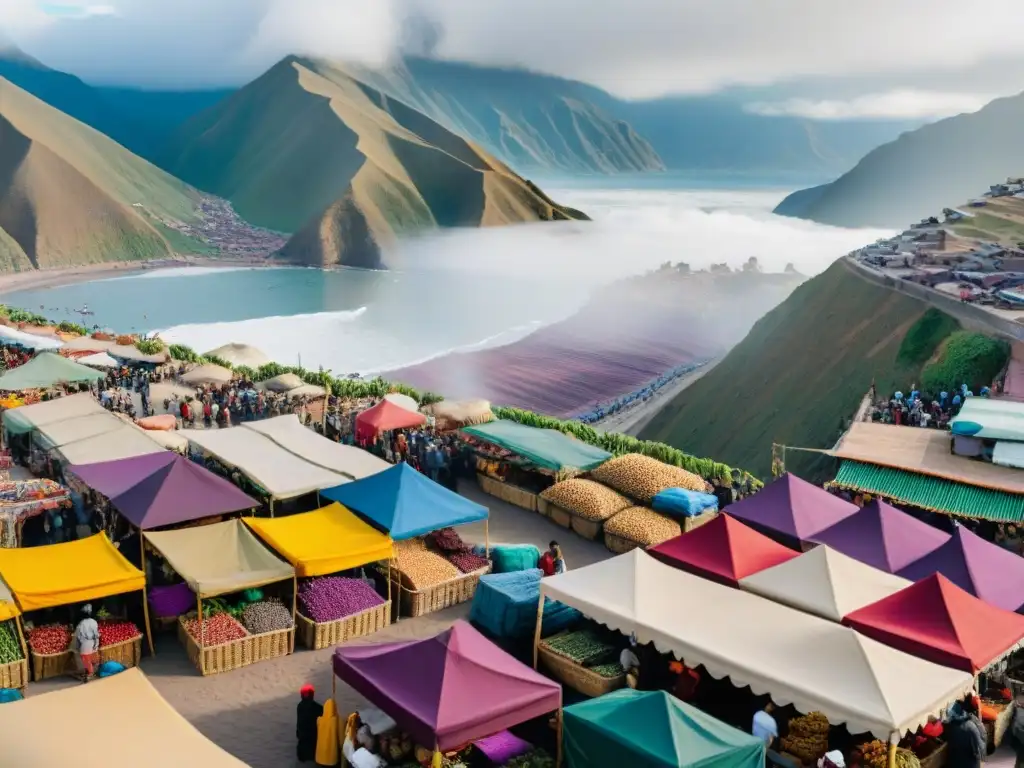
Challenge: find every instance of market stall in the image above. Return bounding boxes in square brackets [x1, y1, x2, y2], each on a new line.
[897, 526, 1024, 611]
[179, 363, 234, 386]
[648, 513, 799, 587]
[539, 478, 632, 541]
[723, 472, 858, 548]
[355, 398, 426, 443]
[55, 423, 166, 465]
[0, 667, 252, 768]
[0, 578, 27, 690]
[0, 478, 70, 548]
[0, 533, 150, 679]
[809, 499, 952, 574]
[332, 620, 562, 766]
[0, 352, 104, 391]
[562, 689, 765, 768]
[244, 503, 394, 649]
[242, 414, 391, 480]
[738, 546, 911, 622]
[143, 519, 296, 675]
[321, 464, 490, 618]
[536, 549, 975, 759]
[2, 392, 103, 437]
[461, 419, 611, 513]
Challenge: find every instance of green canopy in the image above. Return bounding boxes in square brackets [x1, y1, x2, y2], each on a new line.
[563, 689, 765, 768]
[0, 353, 105, 392]
[461, 420, 610, 472]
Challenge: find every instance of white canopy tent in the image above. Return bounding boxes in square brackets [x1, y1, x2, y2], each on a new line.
[0, 325, 62, 350]
[2, 393, 104, 435]
[242, 415, 390, 480]
[57, 424, 166, 465]
[35, 411, 127, 450]
[739, 546, 911, 622]
[540, 550, 973, 740]
[181, 427, 347, 502]
[79, 351, 120, 368]
[203, 343, 271, 368]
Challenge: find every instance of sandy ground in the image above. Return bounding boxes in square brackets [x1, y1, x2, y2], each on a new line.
[591, 361, 719, 436]
[21, 480, 611, 767]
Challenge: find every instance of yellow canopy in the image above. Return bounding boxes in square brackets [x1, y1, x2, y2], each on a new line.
[0, 576, 19, 621]
[0, 533, 144, 612]
[244, 503, 394, 578]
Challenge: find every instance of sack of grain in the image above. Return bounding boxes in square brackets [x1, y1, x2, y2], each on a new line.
[540, 479, 632, 521]
[604, 506, 681, 548]
[394, 539, 461, 589]
[592, 454, 708, 503]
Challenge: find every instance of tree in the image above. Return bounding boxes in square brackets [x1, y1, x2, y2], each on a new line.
[742, 256, 761, 272]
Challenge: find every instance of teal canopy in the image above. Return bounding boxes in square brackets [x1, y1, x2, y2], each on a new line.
[563, 689, 765, 768]
[0, 353, 105, 392]
[951, 398, 1024, 442]
[461, 420, 610, 472]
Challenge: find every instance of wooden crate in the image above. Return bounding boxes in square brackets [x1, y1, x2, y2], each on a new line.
[477, 474, 538, 512]
[30, 649, 73, 681]
[536, 498, 550, 517]
[98, 636, 142, 669]
[394, 566, 490, 618]
[537, 640, 625, 698]
[296, 601, 391, 650]
[569, 514, 603, 541]
[0, 658, 28, 690]
[604, 531, 641, 554]
[177, 618, 294, 676]
[917, 740, 947, 768]
[548, 505, 571, 529]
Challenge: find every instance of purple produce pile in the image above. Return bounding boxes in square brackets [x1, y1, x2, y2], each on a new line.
[299, 577, 385, 623]
[429, 527, 466, 552]
[448, 551, 490, 573]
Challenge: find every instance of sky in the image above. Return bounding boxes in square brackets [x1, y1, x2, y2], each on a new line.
[2, 0, 1023, 120]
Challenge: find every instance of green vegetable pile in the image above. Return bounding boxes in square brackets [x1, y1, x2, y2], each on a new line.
[505, 749, 554, 768]
[544, 628, 616, 666]
[590, 662, 625, 679]
[0, 621, 23, 664]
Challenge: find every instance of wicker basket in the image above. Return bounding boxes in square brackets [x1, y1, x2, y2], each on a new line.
[537, 498, 550, 517]
[0, 658, 28, 689]
[917, 740, 947, 768]
[548, 505, 571, 529]
[983, 700, 1014, 751]
[394, 565, 490, 618]
[683, 510, 718, 532]
[177, 618, 294, 676]
[604, 531, 642, 554]
[537, 641, 625, 698]
[98, 636, 142, 669]
[476, 474, 538, 512]
[296, 601, 391, 650]
[569, 514, 603, 541]
[30, 649, 73, 681]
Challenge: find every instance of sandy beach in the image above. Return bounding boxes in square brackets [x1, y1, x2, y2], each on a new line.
[592, 360, 720, 435]
[22, 480, 610, 768]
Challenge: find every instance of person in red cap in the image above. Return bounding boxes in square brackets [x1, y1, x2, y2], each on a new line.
[296, 684, 323, 763]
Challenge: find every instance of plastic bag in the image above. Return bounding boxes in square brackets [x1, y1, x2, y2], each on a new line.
[652, 487, 718, 518]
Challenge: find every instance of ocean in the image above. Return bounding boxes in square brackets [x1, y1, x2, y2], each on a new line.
[1, 181, 891, 377]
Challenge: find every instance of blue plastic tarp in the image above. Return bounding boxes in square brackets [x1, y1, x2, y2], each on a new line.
[470, 569, 580, 639]
[320, 463, 488, 540]
[652, 488, 719, 519]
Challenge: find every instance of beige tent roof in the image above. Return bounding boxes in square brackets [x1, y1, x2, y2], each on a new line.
[108, 344, 170, 364]
[739, 546, 911, 622]
[261, 372, 305, 392]
[60, 336, 115, 352]
[425, 399, 494, 426]
[180, 363, 234, 386]
[181, 427, 348, 499]
[0, 668, 251, 767]
[2, 392, 104, 432]
[384, 392, 420, 413]
[36, 412, 125, 449]
[204, 343, 271, 368]
[79, 351, 120, 368]
[243, 415, 391, 480]
[145, 519, 294, 598]
[57, 424, 166, 465]
[139, 428, 189, 453]
[542, 549, 973, 739]
[285, 383, 326, 398]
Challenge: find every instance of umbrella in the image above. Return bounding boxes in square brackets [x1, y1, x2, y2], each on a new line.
[180, 364, 234, 386]
[203, 343, 271, 368]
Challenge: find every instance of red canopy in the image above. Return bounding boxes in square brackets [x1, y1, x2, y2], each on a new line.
[843, 574, 1024, 673]
[648, 513, 800, 587]
[355, 399, 426, 442]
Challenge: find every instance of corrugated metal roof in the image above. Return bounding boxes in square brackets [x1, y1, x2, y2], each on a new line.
[832, 461, 1024, 523]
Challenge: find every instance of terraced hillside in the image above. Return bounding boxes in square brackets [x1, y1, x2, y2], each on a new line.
[640, 260, 957, 480]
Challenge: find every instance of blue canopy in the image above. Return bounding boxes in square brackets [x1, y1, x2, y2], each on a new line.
[320, 463, 488, 539]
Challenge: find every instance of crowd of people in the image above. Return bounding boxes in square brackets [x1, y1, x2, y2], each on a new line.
[0, 346, 32, 372]
[574, 361, 707, 424]
[869, 384, 988, 428]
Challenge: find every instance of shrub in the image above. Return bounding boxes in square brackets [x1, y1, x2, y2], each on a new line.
[920, 331, 1010, 394]
[897, 308, 959, 367]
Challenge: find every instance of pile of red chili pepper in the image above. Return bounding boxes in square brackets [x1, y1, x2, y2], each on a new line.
[98, 620, 141, 647]
[27, 624, 71, 655]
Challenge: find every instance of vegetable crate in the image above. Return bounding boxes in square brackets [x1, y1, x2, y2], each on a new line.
[547, 505, 571, 530]
[603, 532, 643, 555]
[30, 650, 74, 681]
[296, 601, 391, 650]
[393, 565, 490, 618]
[477, 474, 538, 512]
[0, 658, 28, 690]
[98, 636, 142, 669]
[537, 639, 625, 698]
[177, 618, 294, 676]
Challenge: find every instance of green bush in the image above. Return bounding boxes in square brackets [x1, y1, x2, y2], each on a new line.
[134, 338, 166, 355]
[920, 331, 1010, 394]
[57, 321, 89, 336]
[896, 308, 960, 367]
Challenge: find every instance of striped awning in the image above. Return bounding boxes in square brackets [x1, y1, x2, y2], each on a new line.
[832, 460, 1024, 523]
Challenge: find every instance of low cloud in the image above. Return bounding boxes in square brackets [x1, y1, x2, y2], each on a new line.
[38, 3, 118, 19]
[746, 90, 998, 121]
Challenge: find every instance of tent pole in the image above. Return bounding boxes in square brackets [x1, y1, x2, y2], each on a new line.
[532, 591, 544, 669]
[141, 586, 155, 657]
[291, 574, 297, 654]
[485, 519, 490, 559]
[555, 709, 563, 768]
[887, 733, 897, 768]
[270, 498, 275, 518]
[13, 615, 28, 662]
[386, 560, 392, 618]
[197, 596, 205, 675]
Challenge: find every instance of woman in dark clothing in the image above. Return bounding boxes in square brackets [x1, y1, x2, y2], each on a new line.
[296, 684, 323, 763]
[946, 695, 986, 768]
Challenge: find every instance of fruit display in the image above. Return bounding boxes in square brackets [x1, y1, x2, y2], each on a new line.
[97, 620, 141, 647]
[859, 740, 889, 768]
[592, 454, 709, 503]
[240, 598, 294, 635]
[298, 576, 385, 623]
[428, 527, 467, 552]
[0, 620, 23, 664]
[544, 628, 617, 666]
[182, 613, 249, 646]
[604, 506, 681, 547]
[447, 551, 490, 573]
[27, 624, 71, 655]
[540, 479, 632, 521]
[780, 712, 830, 765]
[395, 539, 461, 589]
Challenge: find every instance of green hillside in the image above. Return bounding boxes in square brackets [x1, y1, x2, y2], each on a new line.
[639, 260, 957, 480]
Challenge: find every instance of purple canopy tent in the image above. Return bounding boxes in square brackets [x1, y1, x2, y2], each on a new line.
[332, 620, 561, 752]
[898, 526, 1024, 612]
[724, 472, 858, 544]
[69, 452, 259, 530]
[810, 500, 951, 574]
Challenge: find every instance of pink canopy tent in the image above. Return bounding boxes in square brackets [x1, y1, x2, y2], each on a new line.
[332, 620, 561, 751]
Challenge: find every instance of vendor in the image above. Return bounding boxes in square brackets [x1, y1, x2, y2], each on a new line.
[620, 633, 641, 689]
[296, 684, 323, 763]
[74, 604, 100, 681]
[752, 701, 778, 749]
[668, 660, 701, 702]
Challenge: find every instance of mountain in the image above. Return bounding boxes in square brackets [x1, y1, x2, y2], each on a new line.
[164, 57, 587, 268]
[0, 77, 203, 270]
[774, 92, 1024, 227]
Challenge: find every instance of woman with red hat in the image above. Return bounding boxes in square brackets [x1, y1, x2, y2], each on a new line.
[296, 684, 323, 763]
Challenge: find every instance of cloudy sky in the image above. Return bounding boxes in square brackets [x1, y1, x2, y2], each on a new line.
[2, 0, 1023, 120]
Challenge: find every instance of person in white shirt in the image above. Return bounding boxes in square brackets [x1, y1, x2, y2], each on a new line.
[74, 604, 100, 681]
[752, 702, 778, 747]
